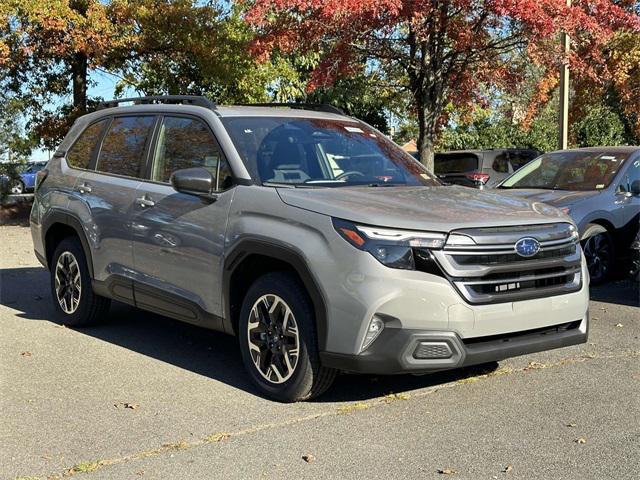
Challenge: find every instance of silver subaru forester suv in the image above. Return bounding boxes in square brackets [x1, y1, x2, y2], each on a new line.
[30, 96, 589, 401]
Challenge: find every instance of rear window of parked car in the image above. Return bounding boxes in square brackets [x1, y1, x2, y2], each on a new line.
[434, 153, 479, 174]
[66, 120, 108, 170]
[96, 116, 155, 178]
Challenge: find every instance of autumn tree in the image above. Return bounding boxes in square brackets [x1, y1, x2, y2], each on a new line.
[0, 1, 280, 147]
[245, 0, 640, 171]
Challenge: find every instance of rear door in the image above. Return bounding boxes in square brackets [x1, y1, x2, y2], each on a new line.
[75, 115, 156, 291]
[130, 114, 234, 327]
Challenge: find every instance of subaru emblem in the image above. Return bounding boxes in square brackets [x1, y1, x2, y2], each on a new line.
[515, 237, 540, 258]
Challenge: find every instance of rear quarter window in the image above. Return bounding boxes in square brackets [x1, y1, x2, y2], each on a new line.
[66, 120, 108, 170]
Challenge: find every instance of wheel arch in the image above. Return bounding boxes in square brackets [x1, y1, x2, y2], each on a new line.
[223, 238, 328, 351]
[581, 219, 614, 241]
[42, 210, 94, 278]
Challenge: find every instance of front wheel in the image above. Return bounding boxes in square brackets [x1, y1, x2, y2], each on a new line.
[238, 272, 336, 402]
[581, 224, 614, 285]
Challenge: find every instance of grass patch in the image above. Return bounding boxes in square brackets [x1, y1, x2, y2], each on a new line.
[67, 461, 102, 474]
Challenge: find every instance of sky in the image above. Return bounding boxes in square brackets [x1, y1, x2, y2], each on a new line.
[29, 70, 136, 161]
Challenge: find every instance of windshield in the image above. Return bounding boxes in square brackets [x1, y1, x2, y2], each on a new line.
[500, 151, 628, 191]
[221, 117, 440, 187]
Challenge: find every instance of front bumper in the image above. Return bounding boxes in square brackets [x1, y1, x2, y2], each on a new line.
[320, 315, 588, 374]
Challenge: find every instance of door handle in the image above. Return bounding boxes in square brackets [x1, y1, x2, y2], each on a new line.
[136, 195, 155, 208]
[77, 182, 92, 194]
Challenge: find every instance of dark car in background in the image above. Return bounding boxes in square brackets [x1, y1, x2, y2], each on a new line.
[433, 149, 541, 188]
[496, 146, 640, 284]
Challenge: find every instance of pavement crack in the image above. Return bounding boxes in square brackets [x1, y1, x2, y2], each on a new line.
[30, 349, 640, 479]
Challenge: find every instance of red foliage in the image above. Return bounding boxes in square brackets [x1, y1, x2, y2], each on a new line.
[245, 0, 640, 100]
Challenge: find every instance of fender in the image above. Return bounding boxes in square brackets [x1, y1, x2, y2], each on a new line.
[223, 237, 329, 351]
[41, 209, 95, 278]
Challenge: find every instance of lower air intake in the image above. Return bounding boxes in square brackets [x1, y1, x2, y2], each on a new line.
[413, 342, 453, 359]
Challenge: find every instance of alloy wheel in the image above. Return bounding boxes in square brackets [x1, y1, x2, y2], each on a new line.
[10, 181, 24, 194]
[246, 294, 300, 384]
[54, 251, 82, 314]
[583, 233, 612, 283]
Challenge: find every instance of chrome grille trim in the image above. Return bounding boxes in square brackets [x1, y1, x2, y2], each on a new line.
[435, 222, 582, 304]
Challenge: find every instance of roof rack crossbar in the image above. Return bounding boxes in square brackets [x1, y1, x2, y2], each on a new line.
[238, 103, 345, 115]
[98, 95, 215, 110]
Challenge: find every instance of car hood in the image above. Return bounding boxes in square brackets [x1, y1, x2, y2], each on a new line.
[492, 188, 601, 208]
[277, 185, 568, 232]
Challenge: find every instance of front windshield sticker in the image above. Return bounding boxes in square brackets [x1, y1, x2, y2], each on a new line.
[344, 126, 364, 133]
[601, 155, 617, 161]
[596, 184, 605, 189]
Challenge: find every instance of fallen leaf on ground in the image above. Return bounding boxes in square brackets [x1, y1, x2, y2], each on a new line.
[503, 465, 513, 473]
[205, 432, 230, 443]
[575, 438, 587, 444]
[437, 468, 458, 475]
[615, 323, 623, 328]
[114, 402, 139, 410]
[566, 423, 577, 428]
[20, 351, 32, 357]
[302, 453, 315, 463]
[524, 361, 546, 371]
[135, 471, 145, 476]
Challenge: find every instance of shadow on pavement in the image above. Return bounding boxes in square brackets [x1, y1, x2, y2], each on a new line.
[590, 279, 639, 307]
[0, 265, 499, 402]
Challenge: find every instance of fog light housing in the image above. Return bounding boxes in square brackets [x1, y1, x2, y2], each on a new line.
[361, 316, 384, 352]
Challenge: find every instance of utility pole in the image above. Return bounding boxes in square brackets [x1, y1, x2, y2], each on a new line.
[558, 0, 571, 150]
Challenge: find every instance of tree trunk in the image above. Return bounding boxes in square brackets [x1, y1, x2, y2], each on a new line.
[71, 52, 88, 112]
[415, 102, 437, 173]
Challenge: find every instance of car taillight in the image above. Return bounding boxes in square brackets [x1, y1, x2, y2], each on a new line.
[465, 172, 490, 185]
[35, 169, 48, 191]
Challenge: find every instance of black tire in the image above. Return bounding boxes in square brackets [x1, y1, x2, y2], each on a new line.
[581, 224, 614, 285]
[11, 180, 24, 195]
[238, 272, 336, 402]
[50, 236, 110, 326]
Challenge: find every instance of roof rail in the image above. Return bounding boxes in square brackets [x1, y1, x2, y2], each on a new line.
[238, 103, 345, 115]
[97, 95, 215, 110]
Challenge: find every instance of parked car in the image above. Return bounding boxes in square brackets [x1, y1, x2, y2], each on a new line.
[496, 147, 640, 284]
[30, 96, 589, 401]
[432, 149, 541, 188]
[1, 160, 49, 194]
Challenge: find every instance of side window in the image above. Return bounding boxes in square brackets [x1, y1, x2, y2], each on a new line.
[509, 151, 537, 171]
[618, 160, 640, 193]
[491, 153, 509, 173]
[152, 116, 231, 189]
[66, 120, 108, 170]
[96, 116, 155, 178]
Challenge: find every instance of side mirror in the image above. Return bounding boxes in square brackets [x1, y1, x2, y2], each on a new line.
[631, 179, 640, 196]
[170, 167, 215, 197]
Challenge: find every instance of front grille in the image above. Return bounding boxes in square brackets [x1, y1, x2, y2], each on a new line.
[432, 223, 582, 304]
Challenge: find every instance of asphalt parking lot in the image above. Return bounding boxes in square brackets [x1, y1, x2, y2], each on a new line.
[1, 223, 638, 480]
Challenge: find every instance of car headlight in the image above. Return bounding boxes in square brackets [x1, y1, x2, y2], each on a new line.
[332, 218, 446, 270]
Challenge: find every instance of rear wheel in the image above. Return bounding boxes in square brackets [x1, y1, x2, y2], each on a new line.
[10, 180, 24, 194]
[581, 224, 614, 285]
[238, 272, 336, 402]
[50, 237, 110, 326]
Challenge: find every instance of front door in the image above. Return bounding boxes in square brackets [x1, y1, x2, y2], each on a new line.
[130, 115, 234, 328]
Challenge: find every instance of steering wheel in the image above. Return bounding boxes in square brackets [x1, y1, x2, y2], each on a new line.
[335, 171, 365, 180]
